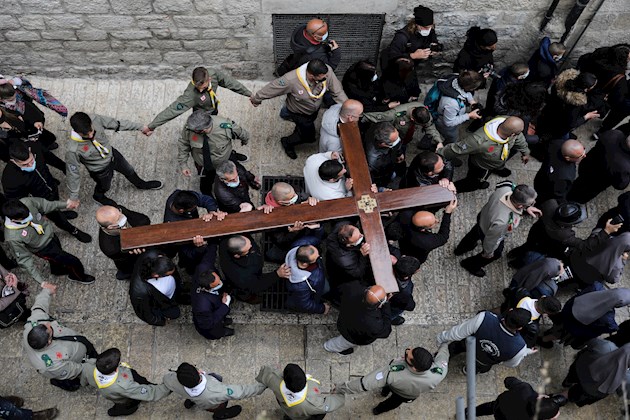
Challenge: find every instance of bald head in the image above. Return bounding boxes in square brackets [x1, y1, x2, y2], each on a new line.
[561, 140, 585, 159]
[498, 116, 524, 137]
[365, 285, 387, 305]
[96, 206, 121, 227]
[306, 19, 328, 39]
[339, 99, 364, 123]
[412, 211, 437, 229]
[271, 182, 295, 202]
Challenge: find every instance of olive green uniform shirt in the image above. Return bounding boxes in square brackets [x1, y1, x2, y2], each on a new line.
[80, 360, 171, 404]
[335, 344, 450, 400]
[163, 371, 266, 410]
[363, 102, 444, 146]
[4, 197, 67, 284]
[65, 114, 143, 200]
[178, 116, 249, 171]
[22, 288, 87, 380]
[148, 69, 252, 130]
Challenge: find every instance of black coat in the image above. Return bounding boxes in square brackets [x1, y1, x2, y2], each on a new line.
[342, 62, 388, 113]
[1, 141, 58, 201]
[218, 236, 278, 295]
[337, 281, 392, 345]
[213, 163, 255, 214]
[533, 139, 577, 203]
[325, 228, 371, 288]
[129, 250, 181, 326]
[453, 37, 494, 73]
[191, 247, 229, 339]
[493, 377, 539, 420]
[401, 154, 454, 188]
[379, 64, 422, 105]
[380, 27, 438, 68]
[399, 211, 451, 265]
[98, 206, 151, 275]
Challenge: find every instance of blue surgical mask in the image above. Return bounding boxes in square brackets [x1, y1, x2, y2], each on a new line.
[20, 159, 36, 172]
[285, 195, 299, 205]
[225, 176, 240, 188]
[320, 32, 329, 42]
[17, 213, 34, 224]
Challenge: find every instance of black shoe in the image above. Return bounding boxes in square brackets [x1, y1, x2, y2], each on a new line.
[479, 181, 490, 189]
[213, 405, 242, 419]
[493, 167, 512, 177]
[138, 180, 163, 190]
[536, 336, 554, 349]
[46, 143, 59, 151]
[391, 316, 405, 326]
[281, 137, 297, 160]
[32, 408, 59, 420]
[339, 348, 354, 355]
[223, 327, 235, 337]
[50, 378, 80, 392]
[551, 394, 568, 407]
[115, 270, 132, 280]
[62, 210, 78, 220]
[68, 274, 96, 285]
[231, 152, 249, 162]
[562, 378, 576, 388]
[4, 396, 24, 407]
[460, 260, 486, 277]
[380, 386, 391, 397]
[372, 406, 384, 415]
[71, 228, 92, 243]
[93, 195, 118, 207]
[223, 317, 233, 326]
[0, 259, 18, 270]
[107, 403, 139, 417]
[184, 399, 195, 409]
[454, 245, 468, 256]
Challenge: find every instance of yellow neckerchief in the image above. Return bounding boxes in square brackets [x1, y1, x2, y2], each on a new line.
[70, 131, 110, 159]
[4, 215, 44, 234]
[295, 64, 327, 99]
[483, 117, 510, 161]
[94, 368, 118, 389]
[191, 80, 219, 109]
[279, 374, 319, 407]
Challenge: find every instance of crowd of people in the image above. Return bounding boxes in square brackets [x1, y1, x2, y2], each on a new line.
[0, 4, 630, 419]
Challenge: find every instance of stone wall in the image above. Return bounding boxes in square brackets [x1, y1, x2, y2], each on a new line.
[0, 0, 627, 80]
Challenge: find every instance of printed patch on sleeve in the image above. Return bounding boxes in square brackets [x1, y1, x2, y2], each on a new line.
[140, 387, 147, 394]
[42, 354, 53, 367]
[176, 103, 186, 110]
[226, 388, 233, 396]
[375, 372, 384, 381]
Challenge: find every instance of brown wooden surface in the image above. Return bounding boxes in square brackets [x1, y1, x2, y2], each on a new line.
[338, 121, 373, 195]
[378, 185, 454, 212]
[120, 198, 358, 250]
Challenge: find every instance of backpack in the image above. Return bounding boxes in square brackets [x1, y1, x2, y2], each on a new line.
[423, 79, 445, 120]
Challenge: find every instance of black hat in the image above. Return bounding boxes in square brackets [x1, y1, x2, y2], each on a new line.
[283, 363, 307, 392]
[413, 5, 434, 26]
[477, 28, 498, 47]
[553, 202, 587, 226]
[176, 362, 201, 388]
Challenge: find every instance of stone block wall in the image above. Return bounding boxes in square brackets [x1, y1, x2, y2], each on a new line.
[0, 0, 627, 80]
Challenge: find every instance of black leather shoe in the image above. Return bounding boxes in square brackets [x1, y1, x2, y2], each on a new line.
[460, 260, 486, 277]
[213, 405, 242, 419]
[223, 327, 235, 337]
[391, 316, 405, 326]
[32, 407, 59, 420]
[184, 399, 195, 409]
[223, 317, 233, 326]
[71, 228, 92, 243]
[551, 394, 568, 407]
[68, 275, 96, 285]
[281, 137, 297, 160]
[493, 167, 512, 177]
[339, 348, 354, 355]
[139, 180, 163, 190]
[4, 396, 24, 407]
[231, 152, 249, 162]
[115, 270, 132, 280]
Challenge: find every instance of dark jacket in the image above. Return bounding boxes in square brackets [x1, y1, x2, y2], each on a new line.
[527, 37, 561, 87]
[218, 236, 278, 295]
[337, 281, 392, 345]
[562, 283, 619, 341]
[379, 62, 422, 105]
[486, 68, 521, 118]
[365, 124, 404, 187]
[493, 377, 539, 420]
[342, 62, 388, 113]
[453, 36, 493, 73]
[129, 250, 181, 326]
[380, 26, 439, 68]
[533, 139, 578, 203]
[399, 211, 451, 265]
[99, 206, 151, 275]
[325, 228, 371, 287]
[213, 163, 256, 214]
[1, 141, 58, 201]
[577, 130, 630, 190]
[190, 248, 229, 338]
[401, 154, 454, 188]
[578, 45, 629, 107]
[163, 189, 218, 223]
[276, 24, 342, 75]
[285, 249, 327, 314]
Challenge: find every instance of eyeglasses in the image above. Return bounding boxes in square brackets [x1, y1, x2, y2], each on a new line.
[368, 290, 388, 308]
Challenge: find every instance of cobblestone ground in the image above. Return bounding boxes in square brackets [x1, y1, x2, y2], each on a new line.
[0, 77, 628, 419]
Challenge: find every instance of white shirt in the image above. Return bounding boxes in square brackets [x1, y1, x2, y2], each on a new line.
[517, 297, 541, 322]
[303, 151, 350, 201]
[148, 275, 176, 299]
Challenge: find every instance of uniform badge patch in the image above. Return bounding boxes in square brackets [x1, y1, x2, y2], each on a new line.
[42, 354, 53, 367]
[122, 373, 128, 379]
[140, 387, 147, 394]
[313, 387, 320, 394]
[83, 145, 89, 152]
[192, 135, 198, 142]
[176, 103, 185, 110]
[399, 120, 406, 125]
[69, 164, 78, 172]
[219, 123, 232, 129]
[21, 230, 28, 237]
[375, 372, 384, 381]
[278, 79, 286, 86]
[390, 365, 405, 372]
[56, 352, 63, 359]
[298, 90, 304, 95]
[226, 388, 234, 396]
[61, 370, 67, 377]
[200, 95, 206, 101]
[488, 146, 495, 152]
[430, 367, 444, 375]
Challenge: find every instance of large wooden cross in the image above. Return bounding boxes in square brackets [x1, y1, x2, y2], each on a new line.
[121, 122, 454, 292]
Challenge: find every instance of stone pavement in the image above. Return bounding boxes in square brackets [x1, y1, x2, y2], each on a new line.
[0, 76, 628, 419]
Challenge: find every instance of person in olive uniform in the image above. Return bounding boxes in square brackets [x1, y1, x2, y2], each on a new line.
[163, 362, 266, 419]
[334, 344, 449, 415]
[67, 112, 162, 207]
[179, 110, 250, 195]
[80, 348, 171, 417]
[255, 363, 345, 420]
[23, 282, 97, 392]
[144, 66, 252, 133]
[3, 197, 96, 285]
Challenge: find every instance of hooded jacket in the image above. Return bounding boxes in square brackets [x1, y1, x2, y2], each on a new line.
[435, 75, 474, 128]
[288, 24, 341, 70]
[218, 236, 279, 295]
[527, 37, 560, 87]
[319, 104, 343, 153]
[453, 34, 494, 73]
[336, 281, 392, 345]
[285, 247, 327, 314]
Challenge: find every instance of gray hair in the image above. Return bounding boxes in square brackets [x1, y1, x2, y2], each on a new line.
[216, 160, 236, 178]
[187, 110, 213, 132]
[511, 184, 537, 206]
[373, 121, 397, 146]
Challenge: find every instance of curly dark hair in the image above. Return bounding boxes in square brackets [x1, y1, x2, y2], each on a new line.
[502, 81, 548, 119]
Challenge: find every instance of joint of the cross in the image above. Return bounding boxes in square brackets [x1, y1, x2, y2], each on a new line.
[357, 194, 378, 214]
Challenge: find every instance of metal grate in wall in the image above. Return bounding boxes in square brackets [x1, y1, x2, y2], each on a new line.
[272, 14, 385, 77]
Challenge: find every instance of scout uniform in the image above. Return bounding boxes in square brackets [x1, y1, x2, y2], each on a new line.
[178, 116, 250, 172]
[80, 360, 171, 407]
[255, 365, 345, 420]
[22, 287, 88, 381]
[66, 114, 143, 201]
[148, 68, 252, 130]
[163, 370, 266, 410]
[4, 197, 67, 284]
[363, 101, 444, 147]
[335, 344, 449, 400]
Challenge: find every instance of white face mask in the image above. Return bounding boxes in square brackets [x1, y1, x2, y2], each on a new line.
[553, 55, 563, 62]
[389, 137, 401, 148]
[320, 32, 329, 42]
[4, 99, 16, 106]
[351, 236, 364, 247]
[210, 282, 223, 292]
[225, 176, 240, 188]
[419, 29, 432, 37]
[116, 215, 128, 228]
[284, 194, 299, 205]
[518, 70, 530, 80]
[371, 73, 378, 82]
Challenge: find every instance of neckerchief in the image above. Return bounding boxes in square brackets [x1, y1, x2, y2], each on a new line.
[94, 368, 118, 389]
[4, 214, 44, 235]
[70, 130, 110, 158]
[191, 80, 219, 109]
[280, 381, 308, 407]
[483, 117, 510, 160]
[295, 63, 327, 99]
[184, 372, 207, 397]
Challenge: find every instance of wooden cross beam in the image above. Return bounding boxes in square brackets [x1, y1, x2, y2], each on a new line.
[121, 121, 454, 292]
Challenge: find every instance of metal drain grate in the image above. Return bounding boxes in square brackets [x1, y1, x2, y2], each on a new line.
[272, 14, 385, 77]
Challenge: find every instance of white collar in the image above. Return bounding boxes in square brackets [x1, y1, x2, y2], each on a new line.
[94, 368, 118, 388]
[184, 373, 207, 397]
[484, 117, 507, 142]
[280, 381, 308, 407]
